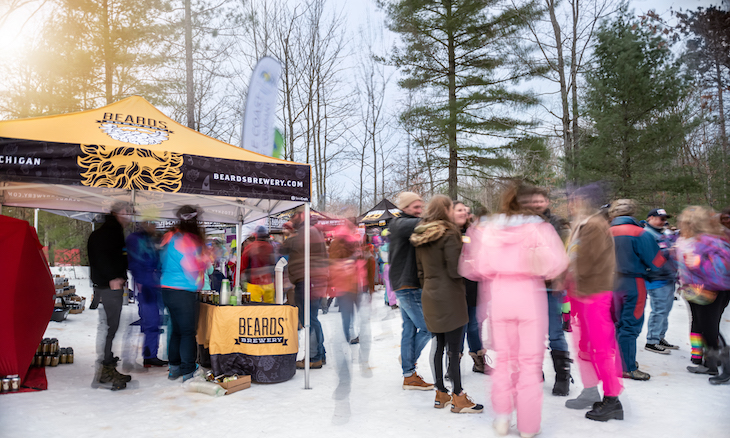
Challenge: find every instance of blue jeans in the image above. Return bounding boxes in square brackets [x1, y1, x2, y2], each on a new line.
[459, 305, 482, 353]
[646, 282, 675, 345]
[295, 282, 326, 362]
[395, 288, 431, 376]
[548, 291, 569, 352]
[338, 292, 358, 342]
[161, 288, 199, 375]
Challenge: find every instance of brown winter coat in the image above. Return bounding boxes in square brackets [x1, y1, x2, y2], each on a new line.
[410, 220, 468, 333]
[568, 213, 616, 296]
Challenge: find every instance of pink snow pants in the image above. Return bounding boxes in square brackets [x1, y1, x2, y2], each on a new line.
[569, 291, 623, 397]
[489, 277, 547, 435]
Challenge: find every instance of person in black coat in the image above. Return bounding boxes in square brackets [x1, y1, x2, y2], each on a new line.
[88, 201, 133, 390]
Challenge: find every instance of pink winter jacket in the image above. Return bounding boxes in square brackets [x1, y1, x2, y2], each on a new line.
[459, 214, 569, 320]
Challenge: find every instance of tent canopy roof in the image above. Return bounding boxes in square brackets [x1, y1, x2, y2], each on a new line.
[0, 96, 300, 164]
[0, 96, 311, 224]
[358, 199, 401, 225]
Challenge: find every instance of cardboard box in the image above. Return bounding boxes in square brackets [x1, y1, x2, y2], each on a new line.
[216, 375, 251, 395]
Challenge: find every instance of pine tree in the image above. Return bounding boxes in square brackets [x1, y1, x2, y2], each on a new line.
[579, 7, 692, 201]
[379, 0, 546, 198]
[0, 0, 171, 118]
[676, 6, 730, 204]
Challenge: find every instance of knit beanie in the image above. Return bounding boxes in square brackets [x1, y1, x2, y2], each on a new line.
[397, 192, 423, 211]
[609, 199, 637, 218]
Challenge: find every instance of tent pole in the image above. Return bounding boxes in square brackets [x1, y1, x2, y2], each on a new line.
[34, 208, 39, 231]
[131, 189, 137, 226]
[304, 202, 311, 389]
[236, 208, 243, 288]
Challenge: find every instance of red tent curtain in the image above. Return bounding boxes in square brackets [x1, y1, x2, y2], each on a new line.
[0, 215, 55, 389]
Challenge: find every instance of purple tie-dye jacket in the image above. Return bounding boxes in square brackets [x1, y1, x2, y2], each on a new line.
[676, 234, 730, 292]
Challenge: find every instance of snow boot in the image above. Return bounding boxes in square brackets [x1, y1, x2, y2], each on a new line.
[111, 367, 132, 383]
[551, 350, 572, 396]
[585, 396, 623, 422]
[710, 347, 730, 385]
[100, 363, 131, 383]
[98, 364, 128, 390]
[144, 357, 169, 368]
[434, 390, 452, 409]
[565, 386, 601, 409]
[469, 350, 486, 373]
[182, 364, 200, 382]
[168, 364, 181, 380]
[688, 349, 719, 375]
[450, 392, 483, 414]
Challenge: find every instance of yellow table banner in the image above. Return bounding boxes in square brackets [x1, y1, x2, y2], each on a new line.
[201, 304, 298, 356]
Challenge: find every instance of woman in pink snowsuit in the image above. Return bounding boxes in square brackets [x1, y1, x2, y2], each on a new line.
[460, 184, 568, 438]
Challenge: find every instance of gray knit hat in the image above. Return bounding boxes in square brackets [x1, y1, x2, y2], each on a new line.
[609, 199, 637, 218]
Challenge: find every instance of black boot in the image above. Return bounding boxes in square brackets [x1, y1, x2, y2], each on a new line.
[710, 348, 730, 385]
[551, 350, 572, 396]
[586, 396, 623, 422]
[688, 349, 719, 375]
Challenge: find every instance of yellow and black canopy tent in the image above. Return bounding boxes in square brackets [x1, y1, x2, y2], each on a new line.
[0, 95, 325, 389]
[0, 95, 311, 224]
[357, 198, 401, 227]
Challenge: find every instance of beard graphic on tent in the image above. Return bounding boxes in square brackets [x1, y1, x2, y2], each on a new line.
[77, 144, 183, 192]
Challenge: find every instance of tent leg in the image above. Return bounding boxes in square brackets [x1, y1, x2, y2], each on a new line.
[236, 222, 242, 287]
[34, 208, 39, 231]
[304, 202, 311, 389]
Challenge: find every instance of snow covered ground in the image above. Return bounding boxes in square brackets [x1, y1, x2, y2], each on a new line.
[2, 271, 730, 438]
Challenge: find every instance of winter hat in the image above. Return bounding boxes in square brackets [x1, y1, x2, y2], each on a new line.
[609, 199, 637, 218]
[255, 226, 269, 239]
[397, 191, 423, 211]
[176, 205, 201, 221]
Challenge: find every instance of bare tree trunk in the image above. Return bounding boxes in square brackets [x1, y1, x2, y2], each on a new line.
[716, 60, 728, 204]
[446, 0, 458, 199]
[570, 0, 580, 181]
[547, 0, 573, 183]
[103, 0, 112, 104]
[185, 0, 195, 129]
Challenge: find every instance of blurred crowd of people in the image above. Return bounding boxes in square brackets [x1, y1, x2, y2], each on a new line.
[385, 184, 730, 438]
[85, 184, 730, 437]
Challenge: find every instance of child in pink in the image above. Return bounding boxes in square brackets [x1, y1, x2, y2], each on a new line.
[460, 185, 568, 437]
[564, 187, 624, 422]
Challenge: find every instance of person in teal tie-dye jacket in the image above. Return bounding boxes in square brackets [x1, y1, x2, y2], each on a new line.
[160, 205, 208, 381]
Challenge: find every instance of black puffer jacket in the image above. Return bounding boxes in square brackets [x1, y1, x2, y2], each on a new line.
[388, 215, 421, 291]
[88, 215, 128, 288]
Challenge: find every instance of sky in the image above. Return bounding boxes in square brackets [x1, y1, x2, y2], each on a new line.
[0, 0, 725, 206]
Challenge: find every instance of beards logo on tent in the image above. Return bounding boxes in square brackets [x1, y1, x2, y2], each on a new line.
[77, 145, 183, 192]
[99, 122, 169, 145]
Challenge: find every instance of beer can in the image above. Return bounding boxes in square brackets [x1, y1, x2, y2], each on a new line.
[10, 375, 20, 391]
[1, 378, 10, 392]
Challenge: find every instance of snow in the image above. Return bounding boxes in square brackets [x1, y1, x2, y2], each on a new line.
[2, 271, 730, 438]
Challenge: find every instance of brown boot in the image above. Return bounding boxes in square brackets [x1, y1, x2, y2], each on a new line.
[402, 373, 434, 390]
[450, 392, 484, 414]
[434, 390, 452, 409]
[470, 350, 485, 373]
